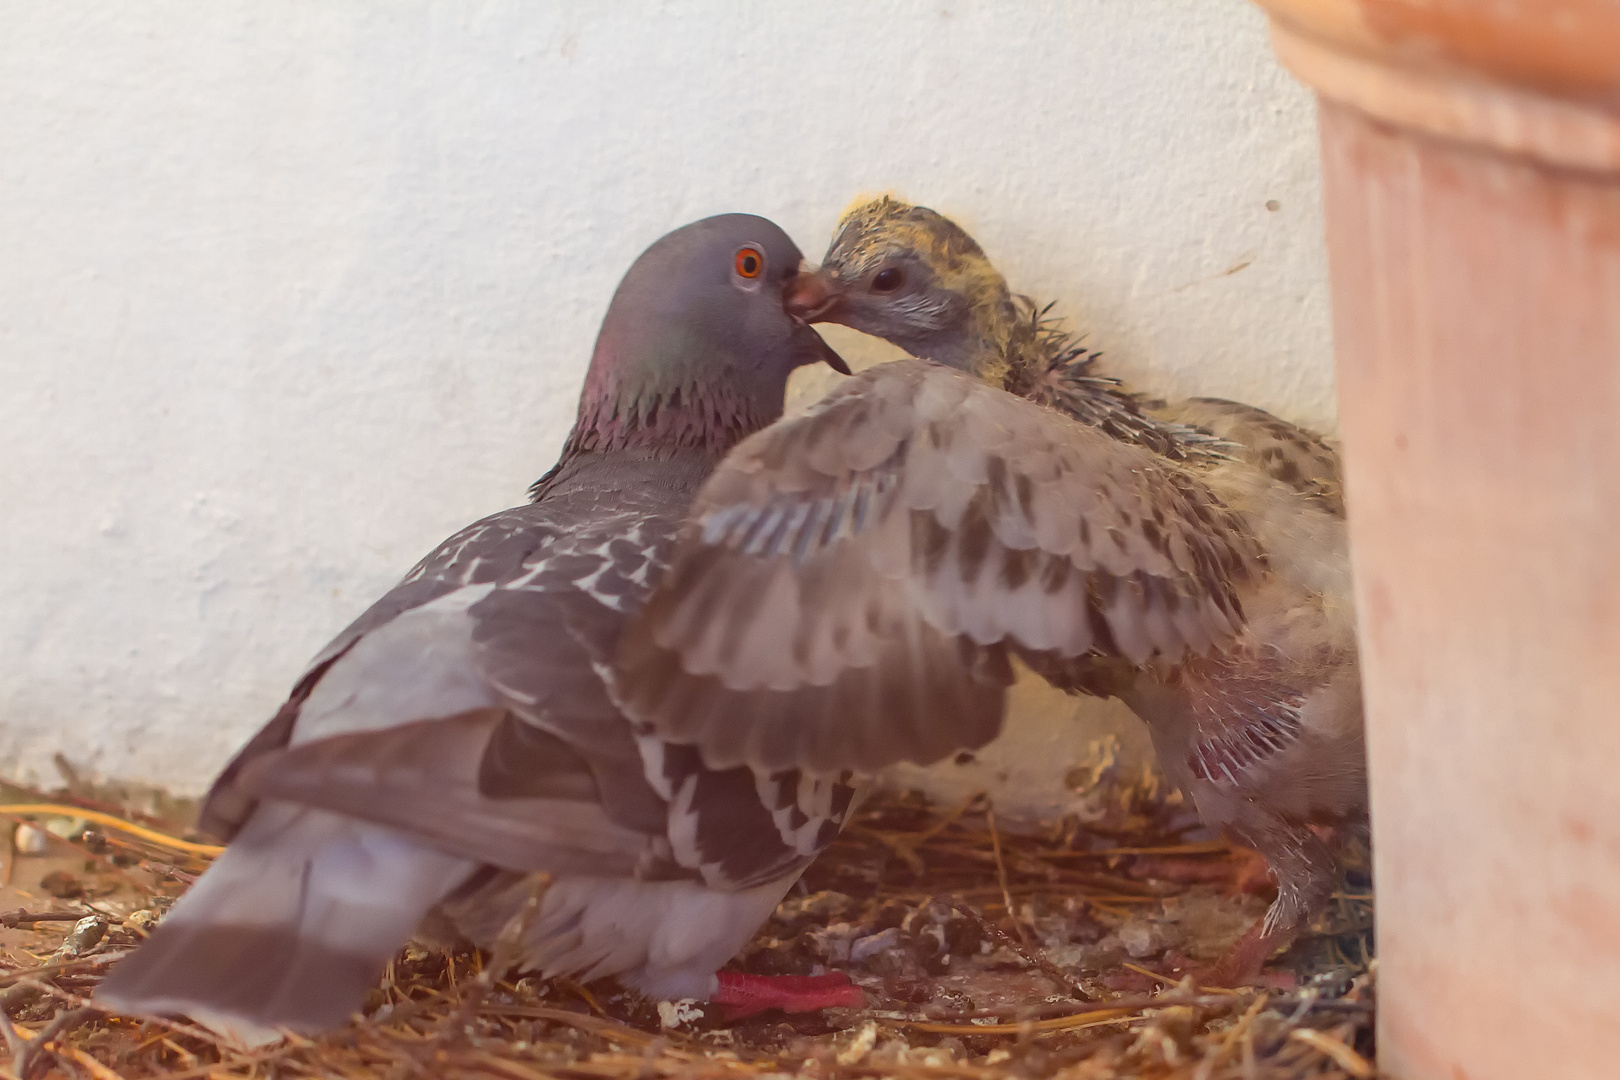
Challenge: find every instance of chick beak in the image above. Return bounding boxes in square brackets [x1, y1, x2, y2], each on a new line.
[784, 266, 842, 323]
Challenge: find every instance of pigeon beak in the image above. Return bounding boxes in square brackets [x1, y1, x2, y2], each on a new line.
[784, 266, 843, 323]
[785, 265, 850, 374]
[805, 324, 852, 375]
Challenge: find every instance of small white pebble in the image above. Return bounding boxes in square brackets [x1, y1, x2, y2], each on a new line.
[836, 1021, 879, 1066]
[43, 816, 86, 840]
[12, 823, 49, 855]
[657, 999, 705, 1028]
[126, 909, 162, 931]
[849, 926, 902, 963]
[985, 1049, 1012, 1065]
[1119, 922, 1158, 958]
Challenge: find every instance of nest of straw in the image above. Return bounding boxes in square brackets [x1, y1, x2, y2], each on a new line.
[0, 765, 1373, 1080]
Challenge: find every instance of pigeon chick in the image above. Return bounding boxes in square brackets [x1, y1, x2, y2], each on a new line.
[804, 197, 1363, 981]
[96, 214, 860, 1041]
[637, 196, 1363, 985]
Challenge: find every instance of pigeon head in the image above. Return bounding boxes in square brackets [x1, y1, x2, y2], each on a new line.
[785, 196, 1024, 381]
[566, 214, 849, 462]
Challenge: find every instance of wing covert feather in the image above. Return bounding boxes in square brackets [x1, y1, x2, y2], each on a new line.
[614, 360, 1263, 774]
[1156, 397, 1344, 518]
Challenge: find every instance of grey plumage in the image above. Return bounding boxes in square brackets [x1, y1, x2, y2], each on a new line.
[819, 198, 1364, 978]
[613, 359, 1266, 777]
[618, 197, 1364, 983]
[97, 214, 856, 1040]
[1152, 395, 1345, 517]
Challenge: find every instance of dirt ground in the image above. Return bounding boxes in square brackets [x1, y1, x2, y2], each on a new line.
[0, 775, 1374, 1080]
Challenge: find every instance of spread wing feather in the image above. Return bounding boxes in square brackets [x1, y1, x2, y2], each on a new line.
[614, 360, 1264, 775]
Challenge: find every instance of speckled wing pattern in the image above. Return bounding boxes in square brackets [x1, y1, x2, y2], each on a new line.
[199, 508, 569, 844]
[1141, 400, 1349, 787]
[200, 462, 858, 895]
[1157, 397, 1345, 518]
[612, 360, 1266, 778]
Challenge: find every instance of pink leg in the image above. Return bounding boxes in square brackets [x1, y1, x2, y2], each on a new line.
[712, 971, 865, 1019]
[1196, 918, 1299, 989]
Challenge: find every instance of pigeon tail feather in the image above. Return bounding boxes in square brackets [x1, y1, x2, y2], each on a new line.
[96, 804, 475, 1042]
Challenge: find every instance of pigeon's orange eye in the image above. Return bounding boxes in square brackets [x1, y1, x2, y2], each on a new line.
[735, 247, 765, 279]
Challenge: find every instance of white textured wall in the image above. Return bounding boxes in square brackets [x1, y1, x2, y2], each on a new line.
[0, 1, 1329, 794]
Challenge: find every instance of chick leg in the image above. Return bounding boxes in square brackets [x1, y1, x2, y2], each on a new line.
[1200, 812, 1337, 987]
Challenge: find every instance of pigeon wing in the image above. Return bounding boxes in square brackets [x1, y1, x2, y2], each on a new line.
[1156, 397, 1344, 518]
[199, 504, 567, 842]
[613, 359, 1265, 775]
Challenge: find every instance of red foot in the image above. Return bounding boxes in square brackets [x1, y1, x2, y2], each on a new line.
[713, 971, 865, 1020]
[1195, 919, 1297, 989]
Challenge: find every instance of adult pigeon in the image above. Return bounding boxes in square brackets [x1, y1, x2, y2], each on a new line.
[616, 198, 1364, 985]
[96, 214, 862, 1041]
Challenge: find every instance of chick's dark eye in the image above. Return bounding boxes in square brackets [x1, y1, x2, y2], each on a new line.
[872, 267, 903, 293]
[735, 247, 764, 279]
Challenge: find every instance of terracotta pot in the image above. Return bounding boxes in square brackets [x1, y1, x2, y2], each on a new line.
[1253, 3, 1620, 1078]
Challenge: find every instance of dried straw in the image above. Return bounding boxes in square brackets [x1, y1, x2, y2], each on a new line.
[0, 772, 1373, 1080]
